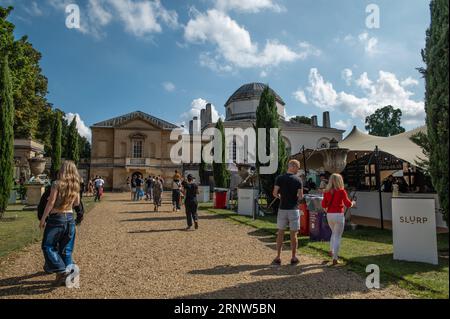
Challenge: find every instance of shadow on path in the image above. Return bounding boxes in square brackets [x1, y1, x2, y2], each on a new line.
[180, 268, 375, 299]
[0, 272, 57, 297]
[128, 228, 186, 234]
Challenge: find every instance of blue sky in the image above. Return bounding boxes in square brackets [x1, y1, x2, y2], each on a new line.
[2, 0, 430, 140]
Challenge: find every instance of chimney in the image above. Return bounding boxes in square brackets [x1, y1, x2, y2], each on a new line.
[193, 116, 199, 133]
[311, 115, 318, 127]
[323, 111, 330, 128]
[200, 109, 206, 129]
[205, 103, 213, 124]
[189, 120, 194, 135]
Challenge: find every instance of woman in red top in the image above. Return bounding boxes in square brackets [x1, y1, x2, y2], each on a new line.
[321, 173, 355, 265]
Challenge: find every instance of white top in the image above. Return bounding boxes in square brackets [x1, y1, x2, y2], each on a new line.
[95, 179, 105, 187]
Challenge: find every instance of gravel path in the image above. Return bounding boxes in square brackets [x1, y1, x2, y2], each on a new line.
[0, 192, 412, 299]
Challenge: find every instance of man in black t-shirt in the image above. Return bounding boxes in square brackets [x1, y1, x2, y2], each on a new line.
[271, 160, 304, 266]
[182, 175, 199, 230]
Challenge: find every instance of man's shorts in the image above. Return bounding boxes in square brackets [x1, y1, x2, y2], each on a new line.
[277, 209, 300, 231]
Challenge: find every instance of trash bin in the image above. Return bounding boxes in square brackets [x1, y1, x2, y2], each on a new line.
[299, 203, 309, 236]
[304, 194, 332, 242]
[214, 188, 228, 209]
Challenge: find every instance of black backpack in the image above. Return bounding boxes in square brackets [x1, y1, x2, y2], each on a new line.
[37, 185, 85, 225]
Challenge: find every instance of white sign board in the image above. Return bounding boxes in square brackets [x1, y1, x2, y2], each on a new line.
[238, 189, 258, 216]
[392, 197, 438, 265]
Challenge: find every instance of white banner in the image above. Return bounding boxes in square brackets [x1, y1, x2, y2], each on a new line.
[392, 197, 438, 265]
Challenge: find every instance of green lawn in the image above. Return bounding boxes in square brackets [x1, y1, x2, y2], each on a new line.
[200, 203, 449, 299]
[0, 196, 96, 261]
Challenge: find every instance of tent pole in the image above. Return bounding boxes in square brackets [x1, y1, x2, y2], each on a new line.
[302, 145, 307, 175]
[375, 146, 384, 230]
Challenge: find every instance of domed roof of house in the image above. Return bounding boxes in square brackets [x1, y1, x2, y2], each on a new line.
[225, 83, 285, 107]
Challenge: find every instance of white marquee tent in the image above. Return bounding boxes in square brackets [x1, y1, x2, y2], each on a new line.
[339, 126, 428, 168]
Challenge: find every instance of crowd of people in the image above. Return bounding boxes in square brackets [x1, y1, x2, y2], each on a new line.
[38, 157, 359, 287]
[124, 170, 198, 226]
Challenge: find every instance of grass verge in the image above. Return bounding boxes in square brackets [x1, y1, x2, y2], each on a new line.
[0, 196, 96, 261]
[199, 203, 449, 299]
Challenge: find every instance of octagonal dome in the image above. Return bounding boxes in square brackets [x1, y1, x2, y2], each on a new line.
[225, 83, 286, 121]
[225, 83, 285, 107]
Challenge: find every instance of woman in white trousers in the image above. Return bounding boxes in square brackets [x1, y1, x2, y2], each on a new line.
[321, 174, 356, 265]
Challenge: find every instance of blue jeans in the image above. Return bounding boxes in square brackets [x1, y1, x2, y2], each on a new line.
[42, 213, 76, 274]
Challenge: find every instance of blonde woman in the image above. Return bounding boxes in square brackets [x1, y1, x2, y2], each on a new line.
[40, 161, 80, 284]
[321, 173, 356, 265]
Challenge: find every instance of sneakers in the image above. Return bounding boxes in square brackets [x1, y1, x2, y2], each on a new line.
[332, 259, 340, 266]
[54, 271, 68, 287]
[290, 257, 300, 266]
[271, 257, 300, 266]
[194, 221, 199, 229]
[271, 258, 281, 266]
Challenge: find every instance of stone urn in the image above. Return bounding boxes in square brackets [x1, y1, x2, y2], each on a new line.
[24, 157, 47, 208]
[318, 138, 349, 174]
[28, 157, 47, 183]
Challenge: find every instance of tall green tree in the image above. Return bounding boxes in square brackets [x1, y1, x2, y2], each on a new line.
[365, 105, 406, 137]
[290, 116, 312, 125]
[419, 0, 449, 225]
[67, 117, 80, 164]
[1, 6, 52, 150]
[256, 86, 287, 207]
[212, 118, 229, 188]
[50, 110, 62, 178]
[0, 55, 15, 219]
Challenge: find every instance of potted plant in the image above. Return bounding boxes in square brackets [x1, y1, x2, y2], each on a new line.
[212, 119, 230, 209]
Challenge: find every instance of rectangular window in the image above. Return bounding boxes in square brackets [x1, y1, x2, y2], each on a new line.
[133, 140, 143, 158]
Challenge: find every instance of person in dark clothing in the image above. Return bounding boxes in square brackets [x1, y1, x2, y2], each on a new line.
[182, 174, 199, 230]
[307, 178, 317, 191]
[382, 175, 394, 193]
[135, 175, 144, 201]
[397, 177, 409, 193]
[272, 160, 304, 266]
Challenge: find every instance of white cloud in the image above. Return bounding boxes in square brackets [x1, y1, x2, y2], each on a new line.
[184, 9, 316, 71]
[48, 0, 178, 38]
[181, 98, 223, 124]
[358, 32, 379, 55]
[199, 52, 233, 73]
[339, 32, 379, 56]
[341, 68, 353, 86]
[23, 1, 43, 16]
[302, 68, 425, 127]
[306, 68, 338, 108]
[335, 119, 353, 130]
[293, 90, 308, 104]
[260, 70, 268, 78]
[401, 77, 419, 87]
[162, 81, 176, 92]
[215, 0, 284, 13]
[64, 113, 92, 141]
[298, 41, 322, 58]
[355, 72, 373, 90]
